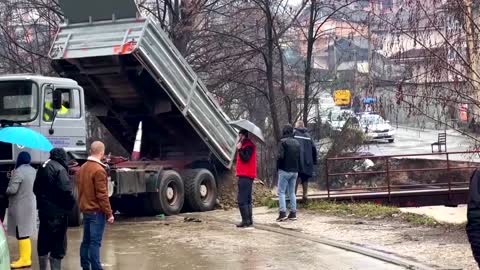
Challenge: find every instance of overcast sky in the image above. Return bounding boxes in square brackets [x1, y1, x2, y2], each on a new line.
[287, 0, 304, 7]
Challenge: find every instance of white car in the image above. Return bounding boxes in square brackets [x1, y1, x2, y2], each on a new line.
[318, 93, 337, 123]
[359, 113, 395, 143]
[327, 109, 356, 131]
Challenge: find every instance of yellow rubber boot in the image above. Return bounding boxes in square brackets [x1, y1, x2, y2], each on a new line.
[11, 238, 32, 269]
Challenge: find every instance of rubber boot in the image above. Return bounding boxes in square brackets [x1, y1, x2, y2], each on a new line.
[11, 238, 32, 268]
[247, 204, 253, 226]
[49, 257, 61, 270]
[38, 255, 48, 270]
[236, 206, 250, 228]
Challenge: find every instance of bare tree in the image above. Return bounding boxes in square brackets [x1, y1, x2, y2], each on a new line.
[370, 0, 480, 137]
[297, 0, 360, 126]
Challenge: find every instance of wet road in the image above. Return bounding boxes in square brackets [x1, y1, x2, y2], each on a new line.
[361, 126, 479, 161]
[8, 215, 407, 270]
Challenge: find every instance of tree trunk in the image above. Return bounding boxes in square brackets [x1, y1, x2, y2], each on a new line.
[265, 2, 281, 141]
[277, 40, 292, 123]
[303, 0, 316, 126]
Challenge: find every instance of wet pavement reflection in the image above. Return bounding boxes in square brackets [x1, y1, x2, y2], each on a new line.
[8, 215, 406, 270]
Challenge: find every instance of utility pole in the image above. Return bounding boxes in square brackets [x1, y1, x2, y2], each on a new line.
[353, 48, 357, 95]
[367, 9, 373, 98]
[333, 37, 337, 81]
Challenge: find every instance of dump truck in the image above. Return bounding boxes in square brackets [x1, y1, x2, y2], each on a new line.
[0, 0, 238, 226]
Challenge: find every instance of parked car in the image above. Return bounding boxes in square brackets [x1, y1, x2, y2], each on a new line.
[318, 93, 337, 122]
[359, 113, 395, 143]
[327, 109, 356, 131]
[0, 220, 10, 269]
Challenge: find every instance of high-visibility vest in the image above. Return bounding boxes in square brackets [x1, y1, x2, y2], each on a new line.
[43, 102, 69, 121]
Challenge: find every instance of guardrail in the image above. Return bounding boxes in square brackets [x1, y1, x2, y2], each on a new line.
[324, 151, 478, 203]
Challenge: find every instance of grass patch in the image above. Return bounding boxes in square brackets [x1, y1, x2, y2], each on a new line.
[400, 212, 438, 226]
[260, 196, 277, 208]
[304, 201, 400, 218]
[264, 199, 444, 227]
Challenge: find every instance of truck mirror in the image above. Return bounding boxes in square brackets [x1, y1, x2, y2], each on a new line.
[52, 89, 63, 110]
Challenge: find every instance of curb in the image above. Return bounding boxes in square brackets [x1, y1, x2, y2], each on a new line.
[184, 213, 438, 270]
[254, 223, 437, 270]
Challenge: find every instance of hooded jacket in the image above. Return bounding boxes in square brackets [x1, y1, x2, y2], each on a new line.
[33, 148, 75, 216]
[294, 128, 318, 177]
[277, 125, 300, 173]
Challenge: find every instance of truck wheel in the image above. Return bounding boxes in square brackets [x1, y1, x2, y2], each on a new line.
[149, 170, 185, 215]
[183, 169, 217, 212]
[68, 185, 82, 227]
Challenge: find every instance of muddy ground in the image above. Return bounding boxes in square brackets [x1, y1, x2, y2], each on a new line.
[8, 214, 405, 270]
[200, 207, 476, 270]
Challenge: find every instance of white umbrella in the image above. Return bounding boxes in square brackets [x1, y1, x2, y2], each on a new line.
[229, 119, 265, 143]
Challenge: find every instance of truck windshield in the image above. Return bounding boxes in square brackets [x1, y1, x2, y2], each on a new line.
[0, 81, 38, 122]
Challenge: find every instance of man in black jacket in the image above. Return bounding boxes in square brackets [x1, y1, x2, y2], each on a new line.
[277, 124, 300, 222]
[33, 148, 75, 270]
[294, 121, 317, 203]
[467, 169, 480, 268]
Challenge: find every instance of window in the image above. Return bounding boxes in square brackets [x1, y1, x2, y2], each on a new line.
[43, 88, 81, 121]
[0, 81, 38, 122]
[447, 15, 461, 31]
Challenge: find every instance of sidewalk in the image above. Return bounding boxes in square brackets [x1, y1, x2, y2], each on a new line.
[400, 205, 467, 225]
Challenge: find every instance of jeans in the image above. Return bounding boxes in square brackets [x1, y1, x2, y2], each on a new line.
[80, 212, 106, 270]
[37, 213, 68, 259]
[237, 176, 253, 207]
[278, 170, 298, 213]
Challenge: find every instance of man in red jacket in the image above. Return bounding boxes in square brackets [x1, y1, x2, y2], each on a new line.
[235, 129, 257, 228]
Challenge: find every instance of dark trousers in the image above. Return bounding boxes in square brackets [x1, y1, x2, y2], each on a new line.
[81, 212, 106, 270]
[467, 210, 480, 268]
[237, 176, 253, 207]
[37, 214, 68, 259]
[468, 227, 480, 268]
[0, 196, 8, 222]
[295, 173, 311, 199]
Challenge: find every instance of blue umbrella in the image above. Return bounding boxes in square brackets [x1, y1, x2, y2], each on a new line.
[0, 127, 53, 152]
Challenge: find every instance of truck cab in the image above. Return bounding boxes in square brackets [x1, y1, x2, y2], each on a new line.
[0, 74, 86, 168]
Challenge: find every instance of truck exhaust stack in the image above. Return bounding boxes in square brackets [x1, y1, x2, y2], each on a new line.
[131, 121, 142, 161]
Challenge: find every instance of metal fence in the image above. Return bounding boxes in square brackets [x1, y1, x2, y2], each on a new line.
[323, 151, 478, 202]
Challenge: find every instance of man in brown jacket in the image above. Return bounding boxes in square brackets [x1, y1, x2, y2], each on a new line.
[77, 141, 113, 270]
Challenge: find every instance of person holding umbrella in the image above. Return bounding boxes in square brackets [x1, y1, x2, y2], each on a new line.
[235, 129, 257, 228]
[6, 152, 37, 269]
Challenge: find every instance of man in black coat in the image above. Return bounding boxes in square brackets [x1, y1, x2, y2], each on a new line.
[293, 121, 317, 203]
[33, 148, 75, 270]
[277, 124, 301, 221]
[468, 169, 480, 268]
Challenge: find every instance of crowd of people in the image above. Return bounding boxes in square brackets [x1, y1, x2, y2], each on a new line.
[4, 141, 113, 270]
[235, 121, 317, 227]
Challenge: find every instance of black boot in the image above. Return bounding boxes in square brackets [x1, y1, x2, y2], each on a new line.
[247, 204, 253, 226]
[49, 257, 61, 270]
[276, 211, 287, 222]
[236, 206, 250, 228]
[38, 256, 48, 270]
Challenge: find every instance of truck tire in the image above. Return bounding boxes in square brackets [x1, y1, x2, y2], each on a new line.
[183, 169, 217, 212]
[68, 185, 82, 227]
[148, 170, 185, 215]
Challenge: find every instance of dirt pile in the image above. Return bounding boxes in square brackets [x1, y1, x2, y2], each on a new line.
[217, 169, 274, 210]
